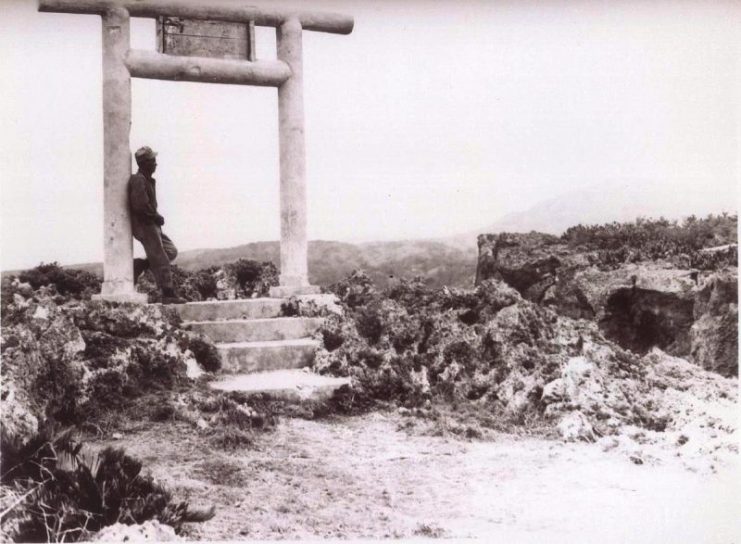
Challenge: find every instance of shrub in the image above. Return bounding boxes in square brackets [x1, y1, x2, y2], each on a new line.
[228, 259, 263, 290]
[0, 428, 214, 542]
[222, 259, 279, 298]
[185, 267, 219, 300]
[136, 265, 203, 302]
[329, 270, 378, 309]
[135, 260, 278, 302]
[17, 263, 101, 299]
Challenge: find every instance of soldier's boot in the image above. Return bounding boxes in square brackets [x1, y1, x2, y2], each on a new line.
[133, 258, 149, 284]
[161, 287, 186, 305]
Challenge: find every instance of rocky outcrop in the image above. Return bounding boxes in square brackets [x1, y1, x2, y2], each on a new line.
[476, 233, 737, 376]
[315, 273, 737, 464]
[0, 281, 220, 441]
[476, 233, 594, 309]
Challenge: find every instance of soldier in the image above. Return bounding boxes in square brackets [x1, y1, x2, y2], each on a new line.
[129, 146, 184, 304]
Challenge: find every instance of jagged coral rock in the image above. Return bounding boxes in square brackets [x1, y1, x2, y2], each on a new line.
[1, 293, 88, 437]
[316, 273, 737, 456]
[556, 411, 596, 442]
[0, 381, 40, 440]
[0, 289, 219, 441]
[539, 345, 738, 461]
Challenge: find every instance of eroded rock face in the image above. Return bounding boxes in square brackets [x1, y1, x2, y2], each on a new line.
[476, 233, 595, 307]
[690, 271, 738, 377]
[599, 286, 694, 356]
[476, 233, 737, 376]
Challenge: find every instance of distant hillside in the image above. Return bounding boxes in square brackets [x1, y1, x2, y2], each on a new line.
[8, 207, 735, 290]
[55, 239, 478, 290]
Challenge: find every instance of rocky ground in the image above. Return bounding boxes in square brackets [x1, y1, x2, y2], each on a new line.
[1, 224, 738, 541]
[90, 410, 739, 542]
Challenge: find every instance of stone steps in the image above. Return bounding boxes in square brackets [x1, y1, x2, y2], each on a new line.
[174, 297, 345, 401]
[185, 316, 324, 343]
[217, 338, 320, 374]
[174, 298, 285, 322]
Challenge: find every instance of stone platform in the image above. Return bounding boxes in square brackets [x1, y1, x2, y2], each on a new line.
[209, 369, 350, 402]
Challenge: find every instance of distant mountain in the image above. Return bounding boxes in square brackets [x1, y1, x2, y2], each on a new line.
[466, 183, 738, 238]
[55, 239, 478, 290]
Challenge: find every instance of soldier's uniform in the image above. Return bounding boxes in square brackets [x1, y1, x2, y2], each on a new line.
[128, 146, 178, 295]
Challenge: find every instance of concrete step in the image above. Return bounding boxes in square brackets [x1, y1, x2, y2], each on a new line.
[217, 338, 320, 373]
[174, 298, 285, 322]
[186, 316, 324, 343]
[208, 369, 351, 402]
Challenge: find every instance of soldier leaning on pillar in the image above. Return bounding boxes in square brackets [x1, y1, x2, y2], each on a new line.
[128, 146, 185, 304]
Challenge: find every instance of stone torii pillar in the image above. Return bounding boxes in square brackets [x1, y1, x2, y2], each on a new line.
[38, 0, 354, 302]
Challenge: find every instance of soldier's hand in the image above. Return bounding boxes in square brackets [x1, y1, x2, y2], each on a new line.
[155, 214, 165, 226]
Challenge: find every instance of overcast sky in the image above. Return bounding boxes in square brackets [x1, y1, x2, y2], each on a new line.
[1, 0, 739, 270]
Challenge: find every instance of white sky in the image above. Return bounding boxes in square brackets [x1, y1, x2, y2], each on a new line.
[1, 0, 739, 270]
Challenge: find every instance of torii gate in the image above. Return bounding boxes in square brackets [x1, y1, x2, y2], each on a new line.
[38, 0, 354, 303]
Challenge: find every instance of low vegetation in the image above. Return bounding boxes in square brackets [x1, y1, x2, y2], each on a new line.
[561, 214, 737, 269]
[1, 262, 101, 307]
[136, 259, 279, 302]
[0, 428, 214, 542]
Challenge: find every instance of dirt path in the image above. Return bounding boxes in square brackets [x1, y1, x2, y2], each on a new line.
[98, 411, 739, 542]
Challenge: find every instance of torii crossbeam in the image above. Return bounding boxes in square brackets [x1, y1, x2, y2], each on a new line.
[38, 0, 354, 302]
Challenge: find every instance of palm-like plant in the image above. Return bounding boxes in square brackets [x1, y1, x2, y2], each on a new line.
[1, 428, 214, 542]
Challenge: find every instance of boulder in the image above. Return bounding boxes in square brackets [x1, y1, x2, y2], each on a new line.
[557, 411, 596, 442]
[1, 294, 87, 440]
[93, 520, 182, 542]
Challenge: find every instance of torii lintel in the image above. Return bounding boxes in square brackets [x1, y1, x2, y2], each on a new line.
[38, 0, 354, 34]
